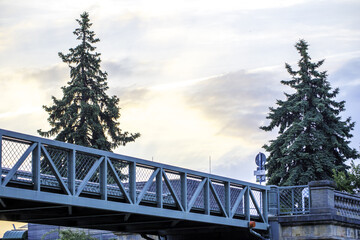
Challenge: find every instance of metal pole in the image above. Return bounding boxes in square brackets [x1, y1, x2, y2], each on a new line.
[156, 168, 163, 208]
[68, 149, 76, 195]
[100, 157, 108, 200]
[204, 178, 210, 215]
[129, 162, 136, 204]
[225, 181, 231, 217]
[181, 172, 187, 212]
[32, 142, 41, 191]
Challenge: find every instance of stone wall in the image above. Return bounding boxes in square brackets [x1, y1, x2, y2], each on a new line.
[269, 180, 360, 240]
[281, 224, 360, 240]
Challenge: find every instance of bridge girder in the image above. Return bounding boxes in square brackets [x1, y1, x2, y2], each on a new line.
[0, 129, 269, 236]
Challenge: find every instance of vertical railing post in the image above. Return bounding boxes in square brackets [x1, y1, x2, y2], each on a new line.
[129, 162, 136, 204]
[100, 157, 107, 200]
[262, 188, 268, 223]
[309, 180, 336, 214]
[68, 149, 76, 195]
[268, 186, 278, 216]
[225, 181, 231, 218]
[291, 188, 294, 214]
[32, 142, 41, 191]
[308, 185, 311, 212]
[277, 188, 282, 215]
[156, 168, 163, 208]
[204, 178, 210, 215]
[181, 172, 187, 212]
[245, 187, 250, 221]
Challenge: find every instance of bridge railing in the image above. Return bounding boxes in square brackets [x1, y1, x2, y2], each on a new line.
[334, 190, 360, 219]
[268, 185, 310, 216]
[269, 181, 360, 221]
[0, 129, 269, 230]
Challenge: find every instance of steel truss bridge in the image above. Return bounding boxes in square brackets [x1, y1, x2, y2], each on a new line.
[0, 129, 268, 237]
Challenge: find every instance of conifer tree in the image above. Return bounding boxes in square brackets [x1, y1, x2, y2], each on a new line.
[333, 161, 360, 194]
[38, 12, 140, 151]
[261, 39, 358, 186]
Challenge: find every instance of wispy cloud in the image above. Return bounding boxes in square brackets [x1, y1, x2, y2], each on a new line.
[183, 70, 285, 138]
[0, 106, 42, 119]
[0, 0, 359, 182]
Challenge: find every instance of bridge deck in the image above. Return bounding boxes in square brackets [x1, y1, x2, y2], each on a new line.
[0, 129, 269, 235]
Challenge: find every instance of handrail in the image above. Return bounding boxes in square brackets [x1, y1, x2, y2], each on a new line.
[0, 128, 269, 230]
[334, 190, 360, 219]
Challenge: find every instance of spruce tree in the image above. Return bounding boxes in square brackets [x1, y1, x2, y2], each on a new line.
[333, 161, 360, 194]
[38, 12, 140, 151]
[261, 39, 358, 186]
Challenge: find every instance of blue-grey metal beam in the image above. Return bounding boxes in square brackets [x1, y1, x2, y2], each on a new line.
[100, 157, 108, 200]
[231, 186, 247, 218]
[75, 156, 104, 197]
[0, 186, 268, 230]
[41, 145, 71, 196]
[249, 187, 265, 223]
[163, 170, 184, 212]
[68, 149, 76, 195]
[225, 181, 231, 218]
[136, 168, 160, 205]
[156, 168, 163, 208]
[187, 178, 206, 212]
[107, 158, 132, 204]
[0, 129, 265, 190]
[209, 180, 227, 217]
[2, 142, 37, 187]
[0, 128, 270, 232]
[245, 187, 250, 222]
[262, 188, 268, 224]
[204, 178, 210, 215]
[32, 142, 40, 191]
[180, 172, 187, 212]
[129, 162, 136, 203]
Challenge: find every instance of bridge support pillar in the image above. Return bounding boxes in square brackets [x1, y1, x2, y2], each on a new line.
[270, 180, 360, 240]
[309, 180, 336, 214]
[268, 186, 279, 216]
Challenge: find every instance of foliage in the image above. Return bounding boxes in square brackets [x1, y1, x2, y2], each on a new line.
[38, 12, 140, 152]
[333, 160, 360, 194]
[261, 39, 359, 186]
[42, 229, 97, 240]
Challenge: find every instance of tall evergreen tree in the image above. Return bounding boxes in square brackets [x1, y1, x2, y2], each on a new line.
[261, 39, 358, 186]
[333, 160, 360, 194]
[38, 12, 140, 151]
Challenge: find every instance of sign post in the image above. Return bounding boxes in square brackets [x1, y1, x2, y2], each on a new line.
[254, 152, 266, 185]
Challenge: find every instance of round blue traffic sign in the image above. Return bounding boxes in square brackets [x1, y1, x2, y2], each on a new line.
[255, 152, 266, 167]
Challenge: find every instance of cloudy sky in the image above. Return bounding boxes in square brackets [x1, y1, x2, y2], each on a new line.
[0, 0, 359, 189]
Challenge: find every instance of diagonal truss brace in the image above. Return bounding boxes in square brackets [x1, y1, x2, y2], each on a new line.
[162, 170, 184, 212]
[187, 178, 207, 212]
[107, 158, 133, 204]
[209, 180, 228, 217]
[249, 187, 266, 223]
[2, 143, 37, 187]
[136, 168, 160, 205]
[41, 145, 71, 196]
[75, 156, 104, 197]
[0, 128, 270, 230]
[231, 186, 247, 218]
